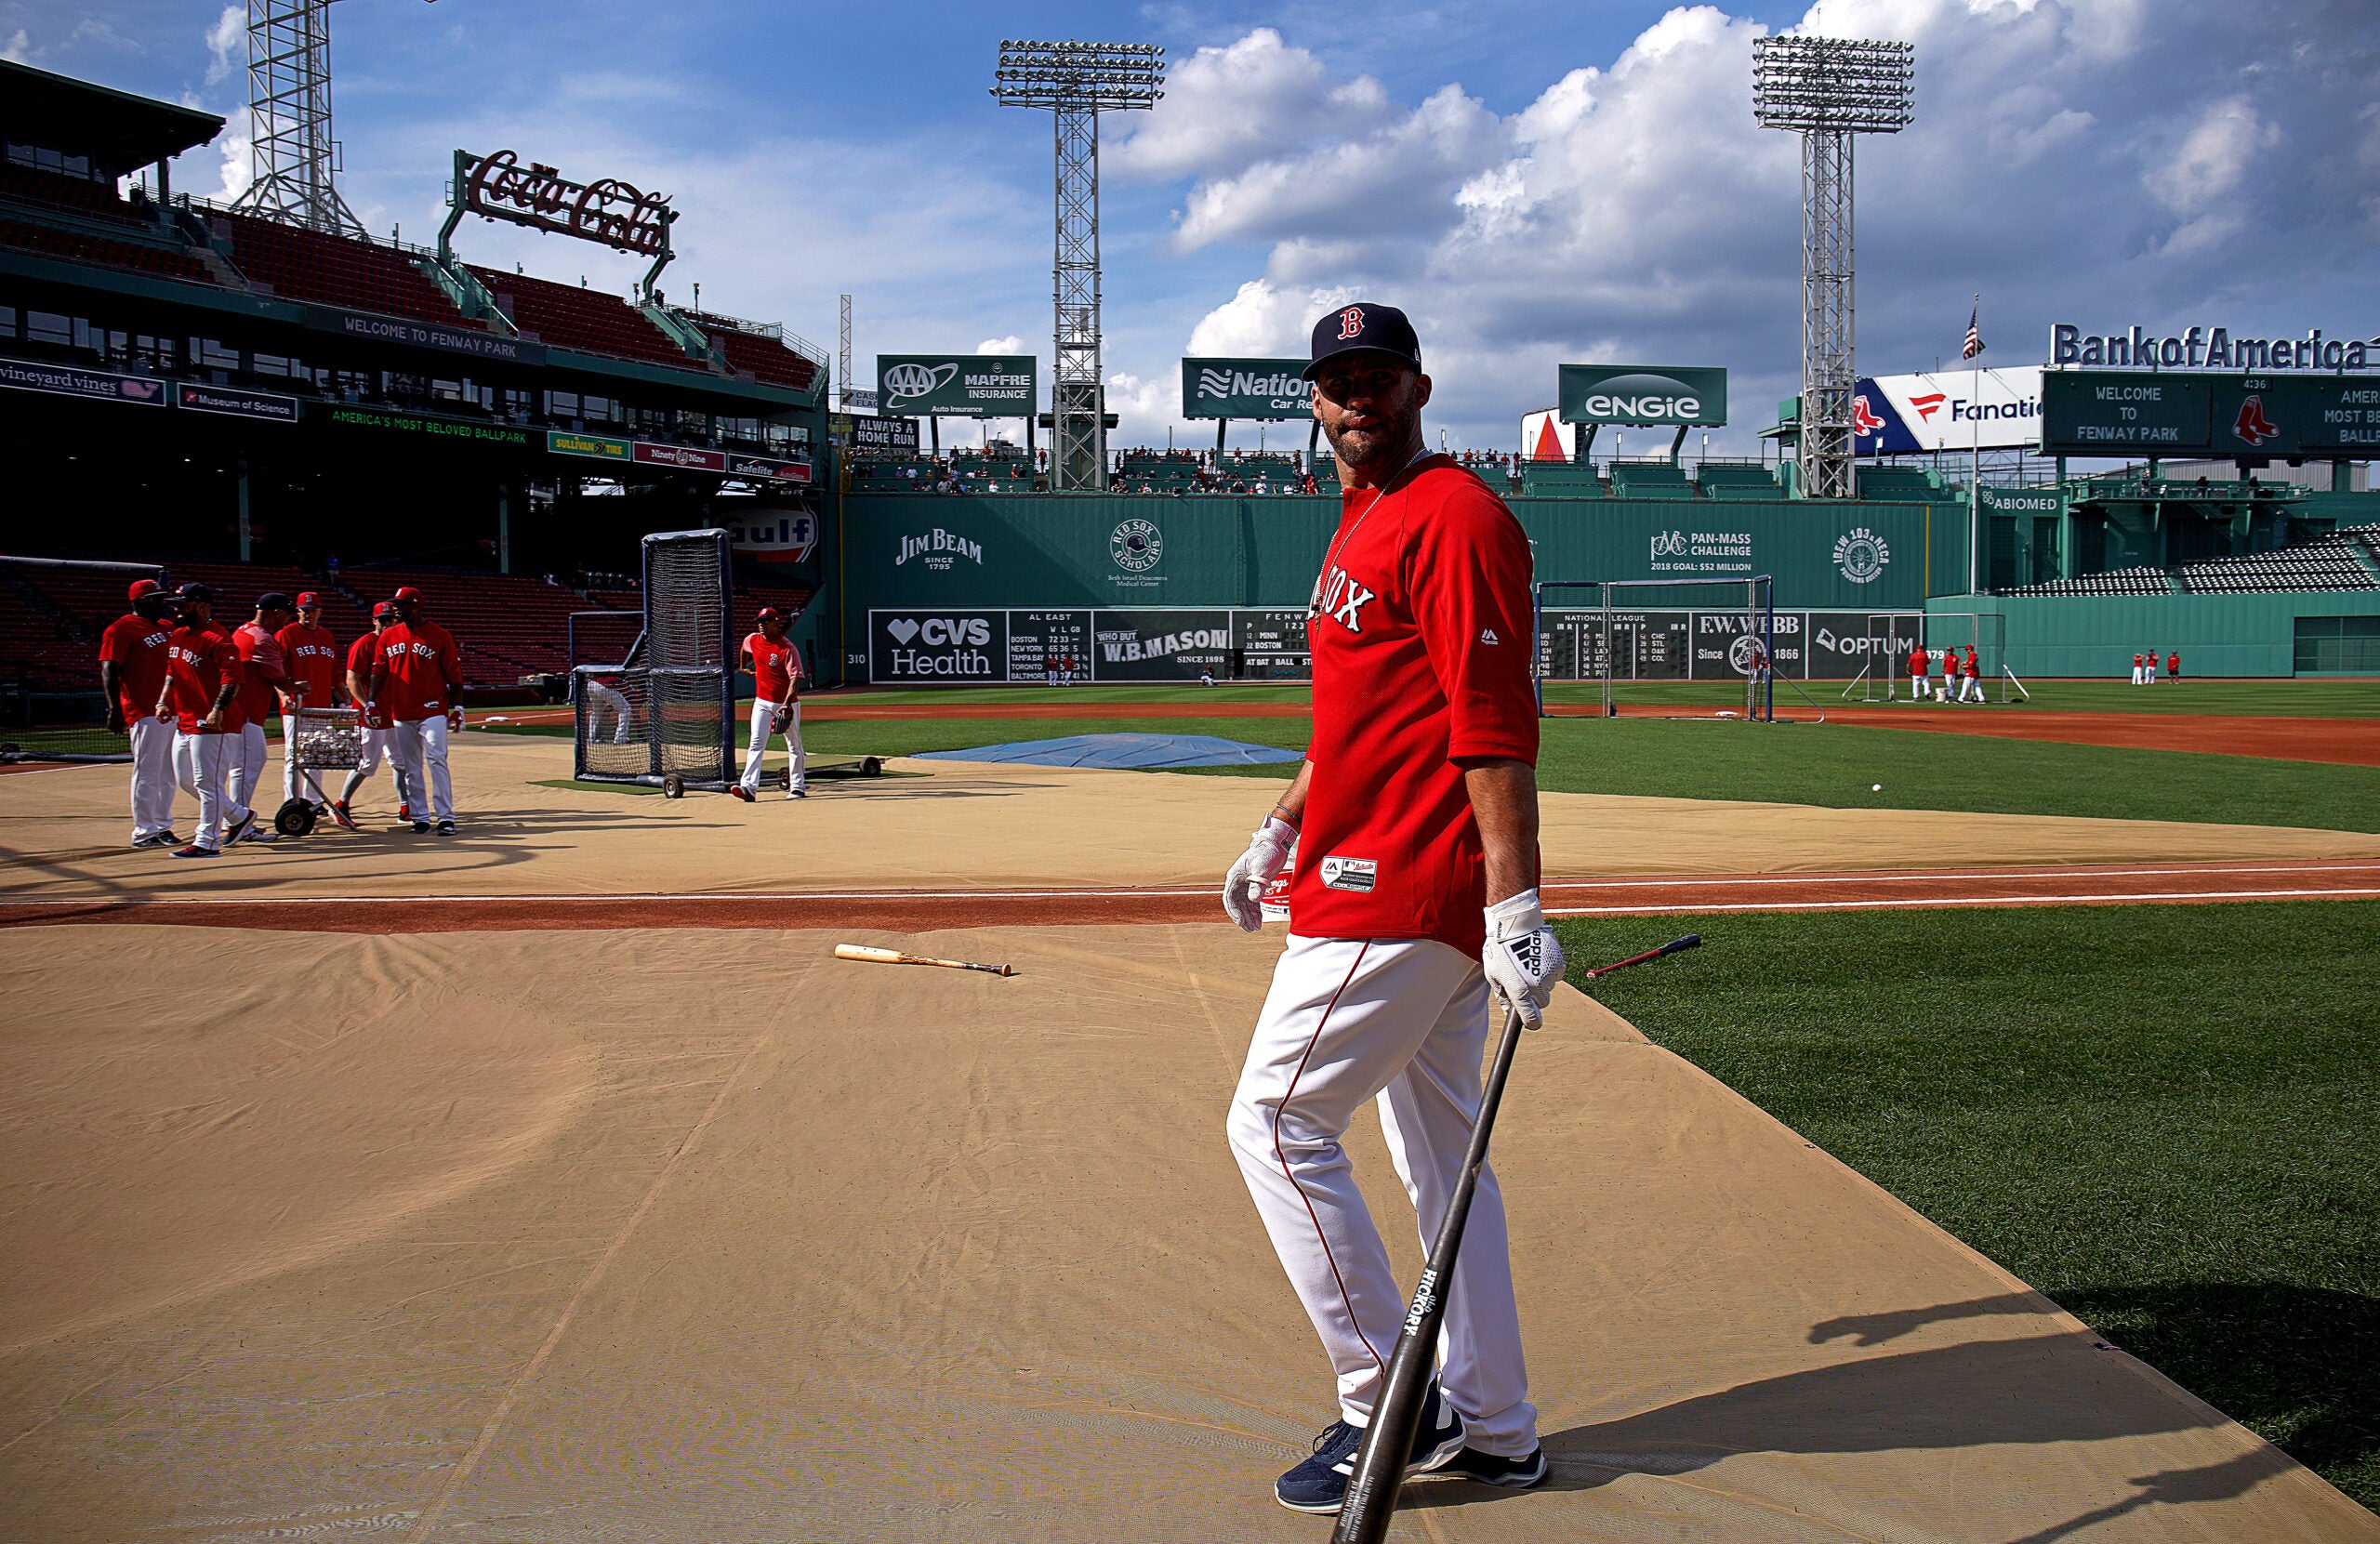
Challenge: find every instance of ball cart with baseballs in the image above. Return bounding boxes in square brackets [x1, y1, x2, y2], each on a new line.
[274, 706, 363, 837]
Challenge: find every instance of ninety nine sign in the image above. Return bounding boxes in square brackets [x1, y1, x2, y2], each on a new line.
[456, 149, 673, 257]
[1181, 357, 1312, 420]
[1559, 365, 1727, 426]
[877, 355, 1037, 417]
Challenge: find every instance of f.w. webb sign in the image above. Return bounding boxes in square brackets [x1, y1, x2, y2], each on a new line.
[1182, 357, 1312, 420]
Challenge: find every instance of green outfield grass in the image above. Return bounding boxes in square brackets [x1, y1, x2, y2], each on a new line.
[481, 708, 2380, 834]
[826, 677, 2380, 717]
[1553, 901, 2380, 1507]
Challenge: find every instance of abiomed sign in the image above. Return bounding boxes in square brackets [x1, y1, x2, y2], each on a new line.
[1181, 357, 1312, 420]
[1558, 365, 1727, 426]
[877, 355, 1037, 418]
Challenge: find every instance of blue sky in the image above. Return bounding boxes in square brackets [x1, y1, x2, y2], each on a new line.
[7, 1, 2376, 455]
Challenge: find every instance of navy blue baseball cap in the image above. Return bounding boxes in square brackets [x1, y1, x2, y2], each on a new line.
[1303, 302, 1421, 380]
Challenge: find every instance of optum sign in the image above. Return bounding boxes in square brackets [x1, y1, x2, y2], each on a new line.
[1558, 364, 1728, 427]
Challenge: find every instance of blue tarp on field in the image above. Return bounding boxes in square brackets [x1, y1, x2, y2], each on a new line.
[912, 732, 1302, 769]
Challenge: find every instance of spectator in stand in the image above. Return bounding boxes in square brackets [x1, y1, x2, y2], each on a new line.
[2167, 649, 2181, 683]
[1302, 470, 1319, 495]
[370, 587, 464, 836]
[99, 578, 179, 848]
[336, 602, 412, 825]
[274, 592, 341, 809]
[154, 583, 252, 858]
[231, 593, 299, 842]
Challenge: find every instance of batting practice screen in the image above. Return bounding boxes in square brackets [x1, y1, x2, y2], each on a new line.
[572, 529, 735, 787]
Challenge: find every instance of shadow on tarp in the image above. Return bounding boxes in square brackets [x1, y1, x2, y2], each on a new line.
[913, 732, 1302, 769]
[1405, 1326, 2305, 1536]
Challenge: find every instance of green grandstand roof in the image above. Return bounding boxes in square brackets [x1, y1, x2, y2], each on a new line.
[0, 59, 224, 178]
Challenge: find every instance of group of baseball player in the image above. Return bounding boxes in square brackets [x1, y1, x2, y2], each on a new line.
[97, 579, 463, 856]
[1904, 643, 1986, 702]
[2131, 650, 2181, 685]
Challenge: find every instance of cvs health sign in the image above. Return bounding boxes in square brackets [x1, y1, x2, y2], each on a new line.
[869, 610, 1007, 682]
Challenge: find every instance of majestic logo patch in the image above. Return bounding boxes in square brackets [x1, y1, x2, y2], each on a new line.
[1479, 628, 1500, 646]
[1318, 855, 1378, 892]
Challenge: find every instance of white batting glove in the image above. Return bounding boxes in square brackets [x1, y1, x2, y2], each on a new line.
[1483, 889, 1565, 1030]
[1222, 816, 1297, 932]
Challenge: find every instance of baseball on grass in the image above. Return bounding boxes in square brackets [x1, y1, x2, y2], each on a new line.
[1871, 783, 1883, 791]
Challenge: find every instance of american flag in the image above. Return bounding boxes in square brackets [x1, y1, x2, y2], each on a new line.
[1962, 302, 1985, 360]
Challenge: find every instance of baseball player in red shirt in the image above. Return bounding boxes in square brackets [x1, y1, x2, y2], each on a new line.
[2167, 650, 2181, 682]
[1908, 644, 1931, 701]
[99, 577, 179, 847]
[369, 587, 463, 835]
[229, 593, 299, 842]
[275, 591, 341, 807]
[1958, 644, 1983, 703]
[730, 606, 807, 800]
[152, 583, 254, 857]
[1221, 304, 1558, 1512]
[335, 603, 412, 823]
[2131, 651, 2146, 685]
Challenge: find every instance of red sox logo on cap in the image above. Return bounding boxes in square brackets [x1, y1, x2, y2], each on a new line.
[1338, 307, 1365, 340]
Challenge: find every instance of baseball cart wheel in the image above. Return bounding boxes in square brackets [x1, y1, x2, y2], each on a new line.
[661, 773, 685, 799]
[273, 797, 318, 838]
[861, 757, 883, 777]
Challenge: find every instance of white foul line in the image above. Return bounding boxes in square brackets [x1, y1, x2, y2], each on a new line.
[1547, 887, 2380, 916]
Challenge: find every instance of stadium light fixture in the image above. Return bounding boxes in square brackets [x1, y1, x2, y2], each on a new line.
[993, 39, 1166, 492]
[1753, 34, 1914, 502]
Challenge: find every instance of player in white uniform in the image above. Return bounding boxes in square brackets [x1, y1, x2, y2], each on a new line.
[584, 673, 634, 743]
[729, 607, 807, 800]
[1220, 303, 1563, 1515]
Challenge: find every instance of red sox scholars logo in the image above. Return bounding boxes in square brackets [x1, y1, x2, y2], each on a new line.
[1338, 307, 1365, 340]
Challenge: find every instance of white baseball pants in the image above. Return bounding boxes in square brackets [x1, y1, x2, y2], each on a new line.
[339, 724, 413, 807]
[1228, 933, 1540, 1458]
[586, 680, 632, 744]
[390, 716, 453, 822]
[171, 730, 246, 851]
[127, 715, 176, 839]
[1909, 672, 1928, 699]
[738, 698, 804, 794]
[1959, 674, 1984, 703]
[230, 720, 269, 819]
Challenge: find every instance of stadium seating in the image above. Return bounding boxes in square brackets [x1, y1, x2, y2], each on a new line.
[700, 323, 822, 393]
[1608, 460, 1694, 499]
[0, 217, 216, 284]
[341, 568, 601, 681]
[2175, 528, 2380, 593]
[1696, 464, 1786, 500]
[1857, 465, 1953, 501]
[1997, 567, 2175, 598]
[214, 210, 466, 323]
[468, 267, 696, 371]
[0, 567, 109, 692]
[0, 164, 153, 227]
[1520, 462, 1606, 498]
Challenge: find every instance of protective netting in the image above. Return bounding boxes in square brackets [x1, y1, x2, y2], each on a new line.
[1537, 577, 1775, 718]
[568, 611, 644, 672]
[574, 666, 734, 785]
[644, 534, 729, 669]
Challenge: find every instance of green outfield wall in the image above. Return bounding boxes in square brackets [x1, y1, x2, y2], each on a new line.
[1931, 591, 2380, 678]
[824, 493, 1974, 680]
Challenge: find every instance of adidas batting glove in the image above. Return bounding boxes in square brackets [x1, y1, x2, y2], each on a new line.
[1483, 888, 1565, 1029]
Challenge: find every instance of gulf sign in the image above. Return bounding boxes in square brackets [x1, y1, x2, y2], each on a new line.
[727, 506, 818, 565]
[1558, 365, 1727, 426]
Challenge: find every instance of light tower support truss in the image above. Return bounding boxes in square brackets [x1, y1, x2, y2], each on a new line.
[231, 0, 368, 237]
[1753, 35, 1913, 502]
[993, 40, 1164, 492]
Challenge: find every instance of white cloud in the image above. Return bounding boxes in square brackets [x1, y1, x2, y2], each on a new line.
[975, 335, 1025, 355]
[1108, 28, 1391, 183]
[1184, 277, 1360, 356]
[212, 106, 254, 203]
[1, 28, 31, 64]
[204, 6, 241, 86]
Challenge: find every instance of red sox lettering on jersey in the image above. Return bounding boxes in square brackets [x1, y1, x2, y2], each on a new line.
[1315, 565, 1377, 634]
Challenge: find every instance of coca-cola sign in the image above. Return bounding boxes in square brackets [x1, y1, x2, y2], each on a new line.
[457, 149, 673, 257]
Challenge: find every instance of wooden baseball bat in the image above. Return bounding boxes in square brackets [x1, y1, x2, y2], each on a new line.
[1331, 933, 1702, 1541]
[833, 944, 1013, 978]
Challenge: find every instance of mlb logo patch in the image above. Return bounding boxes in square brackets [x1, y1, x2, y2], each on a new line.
[1318, 855, 1378, 893]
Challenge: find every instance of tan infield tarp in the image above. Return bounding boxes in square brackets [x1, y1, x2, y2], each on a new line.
[2, 923, 2369, 1542]
[5, 731, 2378, 901]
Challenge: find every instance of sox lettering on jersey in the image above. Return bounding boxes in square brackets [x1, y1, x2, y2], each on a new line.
[1315, 566, 1377, 634]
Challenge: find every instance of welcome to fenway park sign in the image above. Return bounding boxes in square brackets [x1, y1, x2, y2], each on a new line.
[445, 149, 675, 258]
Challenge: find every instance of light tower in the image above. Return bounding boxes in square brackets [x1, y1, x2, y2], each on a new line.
[231, 0, 369, 236]
[993, 40, 1164, 491]
[1753, 34, 1913, 500]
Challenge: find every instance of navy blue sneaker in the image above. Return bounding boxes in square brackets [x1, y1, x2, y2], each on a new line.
[1443, 1444, 1548, 1489]
[170, 843, 221, 859]
[1275, 1386, 1466, 1514]
[221, 810, 255, 847]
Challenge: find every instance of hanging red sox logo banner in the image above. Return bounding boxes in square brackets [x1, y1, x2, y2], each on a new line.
[456, 149, 674, 257]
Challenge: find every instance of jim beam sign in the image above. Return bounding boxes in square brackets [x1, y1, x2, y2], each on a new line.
[453, 149, 674, 257]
